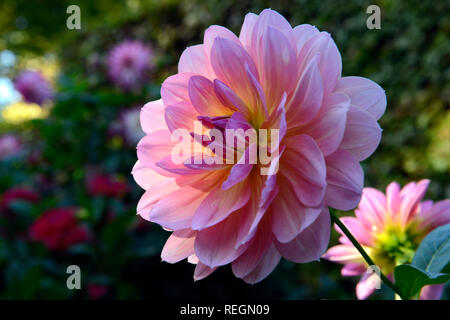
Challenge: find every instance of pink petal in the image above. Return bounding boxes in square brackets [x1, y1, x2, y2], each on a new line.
[271, 180, 322, 243]
[210, 37, 260, 112]
[281, 134, 326, 207]
[239, 13, 258, 50]
[286, 54, 323, 127]
[148, 185, 209, 230]
[140, 99, 167, 134]
[336, 217, 373, 246]
[419, 199, 450, 229]
[399, 179, 430, 225]
[300, 92, 350, 156]
[298, 32, 342, 94]
[178, 44, 214, 79]
[335, 76, 386, 120]
[231, 214, 272, 279]
[194, 213, 249, 267]
[192, 179, 251, 230]
[292, 24, 319, 54]
[419, 284, 445, 300]
[164, 101, 199, 133]
[250, 9, 296, 56]
[132, 160, 169, 190]
[322, 244, 363, 264]
[161, 72, 194, 106]
[341, 263, 366, 276]
[340, 105, 382, 161]
[204, 25, 241, 59]
[213, 79, 250, 119]
[137, 177, 182, 219]
[194, 262, 217, 281]
[275, 207, 330, 262]
[354, 188, 386, 231]
[188, 75, 234, 116]
[356, 272, 378, 300]
[253, 26, 297, 112]
[324, 149, 364, 211]
[221, 143, 256, 190]
[241, 243, 281, 284]
[161, 233, 195, 263]
[386, 181, 401, 219]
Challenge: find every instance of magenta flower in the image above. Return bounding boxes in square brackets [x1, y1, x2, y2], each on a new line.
[324, 180, 450, 299]
[0, 134, 22, 159]
[133, 9, 386, 283]
[14, 70, 53, 105]
[107, 40, 153, 91]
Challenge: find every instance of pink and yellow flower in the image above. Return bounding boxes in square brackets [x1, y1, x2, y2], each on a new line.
[133, 9, 386, 283]
[324, 180, 450, 299]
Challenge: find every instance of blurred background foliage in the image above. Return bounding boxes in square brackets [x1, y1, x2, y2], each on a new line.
[0, 0, 448, 299]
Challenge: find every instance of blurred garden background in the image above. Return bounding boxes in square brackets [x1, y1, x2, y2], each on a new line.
[0, 0, 448, 299]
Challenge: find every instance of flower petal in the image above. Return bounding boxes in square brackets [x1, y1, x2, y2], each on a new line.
[241, 243, 281, 284]
[298, 32, 342, 94]
[281, 134, 326, 207]
[335, 76, 386, 120]
[300, 92, 349, 156]
[194, 213, 249, 267]
[140, 99, 167, 134]
[286, 54, 323, 127]
[356, 272, 379, 300]
[271, 176, 322, 243]
[161, 233, 195, 263]
[275, 207, 330, 262]
[188, 75, 234, 116]
[194, 262, 217, 281]
[324, 149, 364, 211]
[340, 105, 382, 161]
[178, 44, 214, 79]
[192, 179, 251, 230]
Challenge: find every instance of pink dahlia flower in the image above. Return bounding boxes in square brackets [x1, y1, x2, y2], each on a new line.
[133, 9, 386, 283]
[107, 40, 153, 91]
[14, 70, 53, 105]
[324, 180, 450, 299]
[0, 134, 22, 159]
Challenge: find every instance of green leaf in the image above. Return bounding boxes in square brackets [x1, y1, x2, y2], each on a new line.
[394, 264, 449, 299]
[412, 223, 450, 275]
[394, 224, 450, 299]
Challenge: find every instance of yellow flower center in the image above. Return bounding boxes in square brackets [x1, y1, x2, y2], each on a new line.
[371, 221, 427, 274]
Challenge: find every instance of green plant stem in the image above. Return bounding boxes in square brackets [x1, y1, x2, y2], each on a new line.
[329, 210, 406, 300]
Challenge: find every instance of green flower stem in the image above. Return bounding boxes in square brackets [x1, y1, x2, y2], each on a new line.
[329, 210, 406, 300]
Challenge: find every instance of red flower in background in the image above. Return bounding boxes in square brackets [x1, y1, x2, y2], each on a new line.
[0, 188, 39, 215]
[87, 283, 108, 299]
[29, 207, 90, 251]
[87, 174, 129, 198]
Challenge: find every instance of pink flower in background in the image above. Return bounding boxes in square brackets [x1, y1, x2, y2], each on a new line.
[0, 134, 22, 159]
[14, 70, 53, 105]
[0, 187, 39, 215]
[109, 107, 146, 146]
[133, 9, 386, 283]
[108, 40, 153, 91]
[323, 180, 450, 299]
[87, 174, 129, 198]
[29, 207, 90, 251]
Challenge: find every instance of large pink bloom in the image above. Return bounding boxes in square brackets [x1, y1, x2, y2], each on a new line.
[133, 9, 386, 283]
[324, 180, 450, 299]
